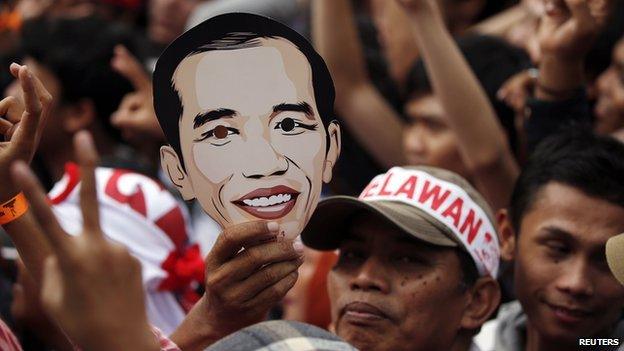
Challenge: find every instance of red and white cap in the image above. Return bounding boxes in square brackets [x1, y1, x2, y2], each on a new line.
[302, 166, 500, 278]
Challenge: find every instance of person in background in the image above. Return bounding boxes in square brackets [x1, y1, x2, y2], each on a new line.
[314, 0, 522, 211]
[475, 130, 624, 351]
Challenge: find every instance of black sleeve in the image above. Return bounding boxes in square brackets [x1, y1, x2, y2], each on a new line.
[524, 89, 591, 155]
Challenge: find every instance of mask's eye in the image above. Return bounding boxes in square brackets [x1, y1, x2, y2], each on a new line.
[279, 117, 295, 132]
[194, 125, 239, 145]
[214, 125, 229, 139]
[274, 117, 318, 135]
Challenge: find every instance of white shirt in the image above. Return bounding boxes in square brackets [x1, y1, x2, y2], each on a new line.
[49, 164, 202, 335]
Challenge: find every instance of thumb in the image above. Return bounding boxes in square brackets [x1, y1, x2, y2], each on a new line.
[111, 45, 151, 92]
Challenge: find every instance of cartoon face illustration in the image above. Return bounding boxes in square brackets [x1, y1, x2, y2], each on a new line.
[153, 14, 341, 238]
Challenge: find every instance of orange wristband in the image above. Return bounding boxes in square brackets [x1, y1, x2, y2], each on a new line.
[0, 192, 29, 226]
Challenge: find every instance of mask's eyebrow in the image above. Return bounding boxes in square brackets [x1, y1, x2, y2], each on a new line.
[272, 102, 314, 120]
[193, 108, 236, 129]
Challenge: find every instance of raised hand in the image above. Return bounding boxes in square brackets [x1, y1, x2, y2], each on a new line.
[538, 0, 612, 60]
[110, 45, 164, 144]
[10, 131, 158, 351]
[171, 222, 304, 350]
[0, 63, 52, 201]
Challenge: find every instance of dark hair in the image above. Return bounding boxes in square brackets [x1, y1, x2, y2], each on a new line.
[405, 35, 531, 158]
[19, 15, 145, 140]
[457, 249, 480, 291]
[152, 13, 336, 165]
[509, 129, 624, 232]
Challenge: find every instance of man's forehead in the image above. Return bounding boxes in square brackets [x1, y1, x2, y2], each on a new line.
[524, 183, 624, 244]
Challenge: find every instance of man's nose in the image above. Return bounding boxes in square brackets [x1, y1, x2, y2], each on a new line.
[555, 257, 594, 298]
[403, 126, 425, 156]
[242, 136, 289, 179]
[349, 256, 390, 294]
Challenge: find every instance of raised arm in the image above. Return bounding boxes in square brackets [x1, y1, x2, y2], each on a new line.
[312, 0, 405, 168]
[397, 0, 520, 210]
[0, 63, 53, 283]
[11, 132, 158, 351]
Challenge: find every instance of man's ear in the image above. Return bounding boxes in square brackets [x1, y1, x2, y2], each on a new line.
[322, 121, 341, 183]
[160, 145, 195, 200]
[497, 209, 516, 262]
[62, 99, 96, 133]
[460, 277, 501, 330]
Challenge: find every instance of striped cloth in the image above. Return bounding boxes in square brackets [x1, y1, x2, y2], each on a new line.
[0, 319, 22, 351]
[206, 320, 356, 351]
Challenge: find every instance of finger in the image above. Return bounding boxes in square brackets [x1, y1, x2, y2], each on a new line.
[9, 63, 21, 79]
[565, 0, 595, 28]
[226, 239, 303, 282]
[0, 118, 13, 136]
[74, 131, 101, 234]
[228, 259, 303, 303]
[0, 96, 24, 123]
[13, 66, 43, 147]
[10, 161, 71, 253]
[111, 45, 151, 92]
[40, 256, 64, 317]
[206, 221, 279, 268]
[245, 270, 299, 313]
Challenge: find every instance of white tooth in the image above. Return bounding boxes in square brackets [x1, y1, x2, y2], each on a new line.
[269, 195, 278, 205]
[275, 194, 283, 203]
[258, 197, 269, 207]
[243, 199, 253, 206]
[251, 198, 261, 207]
[284, 194, 291, 202]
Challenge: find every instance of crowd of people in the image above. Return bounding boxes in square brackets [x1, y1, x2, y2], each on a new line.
[0, 0, 624, 350]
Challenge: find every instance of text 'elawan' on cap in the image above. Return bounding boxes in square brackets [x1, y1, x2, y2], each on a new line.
[302, 166, 500, 278]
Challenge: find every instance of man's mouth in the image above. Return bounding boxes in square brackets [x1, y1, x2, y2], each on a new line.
[232, 185, 300, 220]
[544, 301, 594, 324]
[341, 301, 390, 325]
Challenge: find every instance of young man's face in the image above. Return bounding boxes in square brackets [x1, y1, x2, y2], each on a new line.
[327, 215, 469, 351]
[595, 38, 624, 135]
[403, 94, 468, 178]
[167, 38, 339, 238]
[513, 182, 624, 344]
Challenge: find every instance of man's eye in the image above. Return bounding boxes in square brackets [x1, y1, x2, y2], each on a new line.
[395, 256, 424, 265]
[336, 249, 364, 267]
[545, 241, 570, 257]
[274, 117, 318, 134]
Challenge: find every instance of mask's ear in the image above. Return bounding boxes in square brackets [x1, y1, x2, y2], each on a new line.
[160, 145, 195, 200]
[323, 121, 341, 183]
[497, 209, 516, 262]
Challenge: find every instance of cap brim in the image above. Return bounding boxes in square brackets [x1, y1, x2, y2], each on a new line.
[302, 196, 458, 250]
[607, 233, 624, 286]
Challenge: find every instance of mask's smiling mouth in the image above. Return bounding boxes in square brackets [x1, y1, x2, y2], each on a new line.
[232, 185, 300, 220]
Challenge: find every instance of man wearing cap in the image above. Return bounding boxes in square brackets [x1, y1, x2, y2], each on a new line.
[302, 165, 502, 351]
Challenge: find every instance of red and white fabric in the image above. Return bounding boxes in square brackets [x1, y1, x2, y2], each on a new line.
[49, 163, 205, 334]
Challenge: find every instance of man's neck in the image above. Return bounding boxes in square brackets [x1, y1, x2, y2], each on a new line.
[451, 331, 474, 351]
[525, 322, 578, 351]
